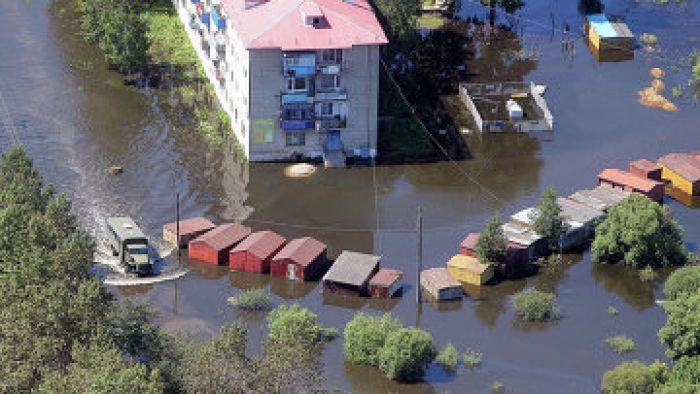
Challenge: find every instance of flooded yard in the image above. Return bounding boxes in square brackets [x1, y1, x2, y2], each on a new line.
[1, 0, 699, 392]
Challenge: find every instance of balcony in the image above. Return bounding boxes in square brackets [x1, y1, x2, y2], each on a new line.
[281, 92, 312, 105]
[211, 7, 226, 30]
[315, 87, 347, 101]
[316, 116, 347, 130]
[281, 120, 315, 131]
[282, 53, 316, 77]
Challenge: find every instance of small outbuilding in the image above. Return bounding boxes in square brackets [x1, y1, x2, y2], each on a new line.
[369, 269, 403, 299]
[501, 222, 549, 261]
[270, 237, 328, 281]
[229, 231, 287, 273]
[557, 197, 606, 250]
[446, 255, 494, 286]
[584, 14, 634, 51]
[629, 159, 662, 181]
[421, 267, 462, 301]
[459, 232, 529, 278]
[188, 223, 251, 265]
[568, 185, 631, 212]
[459, 233, 480, 257]
[598, 168, 664, 203]
[658, 153, 700, 196]
[322, 251, 380, 296]
[163, 217, 216, 248]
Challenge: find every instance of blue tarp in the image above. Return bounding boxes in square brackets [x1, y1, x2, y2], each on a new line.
[586, 14, 618, 38]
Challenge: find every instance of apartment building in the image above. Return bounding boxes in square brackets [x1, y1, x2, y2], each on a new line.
[174, 0, 388, 164]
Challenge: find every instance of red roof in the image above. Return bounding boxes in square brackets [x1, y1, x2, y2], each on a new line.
[658, 153, 700, 183]
[163, 217, 215, 235]
[221, 0, 388, 50]
[598, 168, 662, 192]
[460, 233, 480, 251]
[231, 231, 286, 259]
[273, 237, 326, 267]
[190, 223, 251, 251]
[629, 159, 660, 173]
[369, 268, 403, 287]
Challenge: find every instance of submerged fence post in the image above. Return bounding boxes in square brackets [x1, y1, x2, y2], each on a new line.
[416, 207, 422, 305]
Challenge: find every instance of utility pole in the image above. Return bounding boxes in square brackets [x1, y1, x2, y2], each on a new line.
[176, 192, 181, 260]
[416, 206, 422, 305]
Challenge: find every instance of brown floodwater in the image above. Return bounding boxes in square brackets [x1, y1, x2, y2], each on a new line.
[1, 0, 700, 392]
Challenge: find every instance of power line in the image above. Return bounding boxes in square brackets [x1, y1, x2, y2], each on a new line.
[0, 80, 20, 145]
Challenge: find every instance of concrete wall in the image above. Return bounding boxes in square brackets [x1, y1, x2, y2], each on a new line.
[341, 45, 380, 156]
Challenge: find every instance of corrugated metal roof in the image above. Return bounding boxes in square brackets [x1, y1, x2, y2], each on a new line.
[273, 237, 326, 267]
[568, 185, 630, 211]
[501, 222, 544, 247]
[658, 153, 700, 183]
[191, 223, 251, 251]
[163, 217, 215, 235]
[598, 168, 662, 192]
[447, 255, 489, 274]
[587, 14, 619, 38]
[629, 159, 659, 173]
[323, 251, 380, 286]
[369, 268, 403, 287]
[232, 231, 286, 259]
[557, 197, 605, 226]
[421, 268, 460, 289]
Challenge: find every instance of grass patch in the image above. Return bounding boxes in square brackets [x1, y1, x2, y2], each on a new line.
[417, 14, 447, 30]
[604, 335, 636, 353]
[227, 288, 273, 311]
[608, 306, 619, 317]
[639, 266, 657, 282]
[463, 348, 483, 368]
[512, 287, 561, 322]
[436, 342, 459, 372]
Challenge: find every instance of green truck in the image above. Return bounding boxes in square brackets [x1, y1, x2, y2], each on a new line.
[106, 217, 152, 275]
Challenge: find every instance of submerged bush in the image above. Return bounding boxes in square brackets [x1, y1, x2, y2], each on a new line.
[601, 360, 668, 394]
[664, 266, 700, 301]
[378, 328, 437, 382]
[608, 306, 619, 317]
[605, 335, 636, 353]
[640, 33, 659, 47]
[435, 343, 458, 373]
[463, 349, 483, 369]
[639, 265, 657, 282]
[227, 288, 272, 311]
[343, 313, 402, 367]
[267, 304, 337, 347]
[511, 287, 560, 322]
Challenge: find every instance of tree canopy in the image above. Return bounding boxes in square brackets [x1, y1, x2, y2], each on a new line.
[659, 292, 700, 360]
[344, 313, 403, 366]
[591, 194, 688, 268]
[475, 212, 507, 265]
[372, 0, 421, 41]
[378, 327, 437, 382]
[531, 187, 567, 251]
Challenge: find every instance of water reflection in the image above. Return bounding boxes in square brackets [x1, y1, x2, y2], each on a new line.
[343, 362, 437, 394]
[269, 277, 317, 300]
[186, 257, 229, 281]
[229, 270, 271, 291]
[590, 263, 658, 311]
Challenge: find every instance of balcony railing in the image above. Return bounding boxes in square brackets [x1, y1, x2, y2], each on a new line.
[281, 120, 315, 131]
[316, 116, 347, 130]
[315, 87, 347, 101]
[281, 93, 312, 105]
[282, 53, 316, 77]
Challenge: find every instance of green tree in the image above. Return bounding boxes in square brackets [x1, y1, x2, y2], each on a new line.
[531, 187, 567, 251]
[664, 266, 700, 301]
[266, 304, 337, 347]
[601, 360, 668, 394]
[511, 287, 560, 322]
[372, 0, 421, 40]
[481, 0, 525, 26]
[659, 292, 700, 359]
[591, 194, 688, 268]
[667, 356, 700, 385]
[343, 313, 402, 366]
[378, 327, 437, 382]
[475, 212, 507, 265]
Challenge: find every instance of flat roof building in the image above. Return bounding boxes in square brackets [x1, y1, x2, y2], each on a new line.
[598, 168, 664, 203]
[322, 251, 380, 296]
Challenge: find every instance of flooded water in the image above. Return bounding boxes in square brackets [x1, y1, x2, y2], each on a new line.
[1, 0, 700, 392]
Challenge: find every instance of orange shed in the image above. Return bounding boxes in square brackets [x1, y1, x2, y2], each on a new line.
[628, 159, 661, 181]
[229, 231, 286, 273]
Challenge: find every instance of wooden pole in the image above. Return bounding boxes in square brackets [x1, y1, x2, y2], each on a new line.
[176, 192, 181, 259]
[416, 206, 422, 305]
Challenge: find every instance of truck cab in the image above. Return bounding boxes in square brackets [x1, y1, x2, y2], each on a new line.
[106, 217, 152, 276]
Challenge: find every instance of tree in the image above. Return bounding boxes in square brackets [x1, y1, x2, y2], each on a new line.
[511, 287, 560, 322]
[601, 361, 668, 394]
[480, 0, 525, 26]
[266, 304, 337, 347]
[378, 327, 437, 382]
[531, 187, 567, 251]
[591, 194, 688, 268]
[658, 292, 700, 360]
[372, 0, 421, 41]
[666, 356, 700, 385]
[343, 313, 402, 366]
[475, 212, 507, 265]
[664, 266, 700, 301]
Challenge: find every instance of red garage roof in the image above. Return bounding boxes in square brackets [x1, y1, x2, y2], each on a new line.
[460, 233, 480, 251]
[221, 0, 388, 50]
[369, 268, 403, 287]
[232, 231, 286, 259]
[163, 217, 215, 235]
[658, 153, 700, 183]
[629, 159, 659, 174]
[273, 237, 326, 267]
[598, 168, 661, 192]
[191, 223, 251, 251]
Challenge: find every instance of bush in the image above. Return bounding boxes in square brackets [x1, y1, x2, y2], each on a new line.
[605, 335, 636, 353]
[640, 33, 659, 46]
[227, 288, 272, 311]
[639, 265, 657, 282]
[435, 343, 458, 372]
[592, 194, 688, 268]
[463, 349, 482, 368]
[601, 361, 668, 394]
[267, 304, 337, 347]
[476, 212, 507, 265]
[664, 266, 700, 301]
[658, 292, 700, 359]
[608, 306, 619, 317]
[492, 381, 504, 394]
[511, 287, 560, 322]
[343, 313, 402, 367]
[378, 328, 437, 382]
[667, 356, 700, 385]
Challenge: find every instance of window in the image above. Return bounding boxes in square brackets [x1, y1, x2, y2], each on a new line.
[320, 102, 333, 116]
[286, 77, 307, 92]
[321, 49, 342, 63]
[286, 131, 305, 146]
[318, 74, 340, 90]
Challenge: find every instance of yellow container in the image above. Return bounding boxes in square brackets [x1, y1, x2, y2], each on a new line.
[659, 164, 698, 196]
[446, 255, 494, 286]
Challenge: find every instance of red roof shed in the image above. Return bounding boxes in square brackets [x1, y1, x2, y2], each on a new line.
[229, 231, 286, 273]
[629, 159, 662, 181]
[459, 233, 480, 257]
[369, 269, 403, 298]
[188, 223, 251, 265]
[270, 237, 328, 281]
[598, 168, 664, 203]
[163, 217, 216, 248]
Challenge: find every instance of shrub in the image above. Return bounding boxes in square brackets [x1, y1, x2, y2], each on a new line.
[608, 306, 619, 317]
[658, 292, 700, 359]
[639, 266, 657, 282]
[592, 194, 688, 268]
[491, 381, 504, 394]
[511, 287, 560, 322]
[605, 335, 636, 353]
[664, 266, 700, 301]
[378, 328, 437, 382]
[601, 361, 668, 393]
[667, 356, 700, 385]
[475, 212, 507, 265]
[531, 187, 567, 251]
[343, 313, 402, 367]
[671, 85, 684, 98]
[435, 343, 458, 372]
[267, 304, 337, 347]
[227, 288, 272, 311]
[640, 33, 659, 46]
[463, 349, 482, 368]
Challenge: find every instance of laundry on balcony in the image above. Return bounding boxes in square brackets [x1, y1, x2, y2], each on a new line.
[211, 8, 226, 30]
